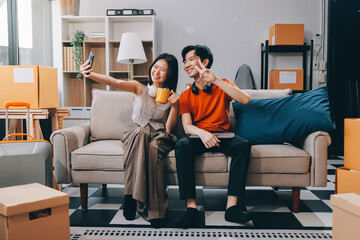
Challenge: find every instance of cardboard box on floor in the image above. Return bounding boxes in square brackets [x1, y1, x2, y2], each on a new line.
[335, 167, 360, 194]
[331, 193, 360, 240]
[0, 65, 58, 109]
[0, 183, 70, 240]
[344, 118, 360, 171]
[269, 24, 304, 45]
[269, 69, 303, 90]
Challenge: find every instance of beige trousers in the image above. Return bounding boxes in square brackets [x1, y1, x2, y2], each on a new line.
[121, 125, 176, 220]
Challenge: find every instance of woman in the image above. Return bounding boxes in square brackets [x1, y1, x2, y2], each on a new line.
[80, 53, 179, 228]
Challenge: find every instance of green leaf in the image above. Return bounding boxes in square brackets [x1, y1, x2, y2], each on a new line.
[71, 30, 85, 79]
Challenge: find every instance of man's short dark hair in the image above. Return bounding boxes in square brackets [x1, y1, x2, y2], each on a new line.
[181, 45, 213, 69]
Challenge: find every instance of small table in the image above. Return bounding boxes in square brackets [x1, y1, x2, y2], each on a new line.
[0, 108, 70, 140]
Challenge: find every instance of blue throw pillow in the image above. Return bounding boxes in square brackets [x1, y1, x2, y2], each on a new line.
[232, 87, 335, 144]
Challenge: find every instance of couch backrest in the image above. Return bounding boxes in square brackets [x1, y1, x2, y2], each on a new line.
[90, 89, 134, 141]
[90, 88, 292, 141]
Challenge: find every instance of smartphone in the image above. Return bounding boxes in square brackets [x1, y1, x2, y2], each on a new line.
[88, 51, 95, 68]
[86, 51, 95, 75]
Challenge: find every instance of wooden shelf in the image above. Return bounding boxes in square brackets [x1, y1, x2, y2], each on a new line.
[109, 40, 152, 44]
[84, 40, 105, 44]
[134, 75, 149, 78]
[109, 71, 128, 74]
[261, 44, 311, 53]
[57, 15, 156, 111]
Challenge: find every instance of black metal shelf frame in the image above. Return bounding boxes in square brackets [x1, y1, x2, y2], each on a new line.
[260, 40, 314, 90]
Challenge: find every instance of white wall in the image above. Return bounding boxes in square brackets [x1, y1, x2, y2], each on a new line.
[79, 0, 326, 92]
[31, 0, 52, 66]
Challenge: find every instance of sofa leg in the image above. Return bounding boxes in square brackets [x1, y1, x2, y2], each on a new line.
[292, 187, 300, 213]
[80, 183, 88, 210]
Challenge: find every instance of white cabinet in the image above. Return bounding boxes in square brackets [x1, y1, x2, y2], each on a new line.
[52, 13, 157, 124]
[107, 16, 156, 91]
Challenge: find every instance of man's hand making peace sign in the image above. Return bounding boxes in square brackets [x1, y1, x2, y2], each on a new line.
[195, 59, 218, 84]
[194, 58, 250, 104]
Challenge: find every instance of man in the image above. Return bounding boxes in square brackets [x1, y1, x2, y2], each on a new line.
[175, 45, 252, 229]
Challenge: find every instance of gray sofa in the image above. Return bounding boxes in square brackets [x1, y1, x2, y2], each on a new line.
[50, 89, 331, 213]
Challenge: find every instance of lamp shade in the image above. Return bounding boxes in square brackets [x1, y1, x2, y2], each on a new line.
[117, 32, 147, 64]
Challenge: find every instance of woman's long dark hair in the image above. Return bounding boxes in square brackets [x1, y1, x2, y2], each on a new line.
[148, 53, 178, 92]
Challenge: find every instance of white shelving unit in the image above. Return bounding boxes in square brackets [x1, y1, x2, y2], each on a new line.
[52, 8, 157, 127]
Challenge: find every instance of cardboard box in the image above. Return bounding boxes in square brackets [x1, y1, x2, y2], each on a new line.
[269, 69, 303, 90]
[344, 118, 360, 171]
[331, 193, 360, 240]
[335, 167, 360, 194]
[0, 183, 70, 240]
[269, 24, 304, 45]
[0, 65, 58, 109]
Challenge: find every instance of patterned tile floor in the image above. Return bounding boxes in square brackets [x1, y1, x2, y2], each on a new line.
[63, 157, 343, 230]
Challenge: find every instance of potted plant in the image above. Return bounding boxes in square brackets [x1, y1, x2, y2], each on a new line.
[71, 30, 85, 79]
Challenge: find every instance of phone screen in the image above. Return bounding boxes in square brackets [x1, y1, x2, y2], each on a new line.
[88, 51, 95, 68]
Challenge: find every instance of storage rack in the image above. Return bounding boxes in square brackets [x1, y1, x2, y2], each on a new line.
[260, 40, 314, 91]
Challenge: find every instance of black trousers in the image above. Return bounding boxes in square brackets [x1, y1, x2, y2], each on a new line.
[175, 135, 251, 200]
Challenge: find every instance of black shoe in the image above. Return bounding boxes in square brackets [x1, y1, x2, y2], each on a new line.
[225, 205, 252, 224]
[150, 218, 167, 228]
[123, 195, 136, 220]
[176, 208, 199, 229]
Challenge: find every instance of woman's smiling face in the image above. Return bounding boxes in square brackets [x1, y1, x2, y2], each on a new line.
[151, 59, 168, 88]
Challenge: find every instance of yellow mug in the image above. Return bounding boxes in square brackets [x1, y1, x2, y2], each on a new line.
[155, 88, 173, 104]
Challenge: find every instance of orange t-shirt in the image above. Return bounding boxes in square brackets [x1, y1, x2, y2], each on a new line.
[179, 78, 237, 132]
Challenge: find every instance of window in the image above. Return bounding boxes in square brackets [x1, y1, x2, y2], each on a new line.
[18, 0, 33, 65]
[0, 0, 52, 66]
[0, 0, 9, 65]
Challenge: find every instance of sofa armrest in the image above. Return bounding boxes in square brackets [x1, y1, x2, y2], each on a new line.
[294, 131, 331, 187]
[50, 123, 91, 184]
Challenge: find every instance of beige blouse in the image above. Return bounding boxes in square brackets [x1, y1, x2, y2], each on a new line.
[132, 85, 171, 130]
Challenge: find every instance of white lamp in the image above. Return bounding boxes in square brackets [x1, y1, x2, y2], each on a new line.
[117, 32, 147, 80]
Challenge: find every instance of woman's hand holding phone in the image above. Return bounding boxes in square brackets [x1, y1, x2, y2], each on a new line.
[80, 51, 95, 76]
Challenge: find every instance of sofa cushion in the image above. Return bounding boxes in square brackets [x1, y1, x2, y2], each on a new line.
[71, 140, 125, 170]
[71, 141, 229, 173]
[230, 89, 292, 131]
[248, 144, 310, 174]
[166, 143, 309, 174]
[166, 150, 228, 173]
[232, 87, 335, 144]
[90, 89, 134, 141]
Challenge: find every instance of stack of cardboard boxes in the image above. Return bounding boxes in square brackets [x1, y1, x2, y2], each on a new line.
[335, 119, 360, 194]
[331, 119, 360, 239]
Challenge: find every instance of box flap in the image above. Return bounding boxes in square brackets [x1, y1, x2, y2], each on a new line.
[0, 183, 69, 217]
[38, 66, 58, 108]
[331, 193, 360, 217]
[0, 214, 9, 239]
